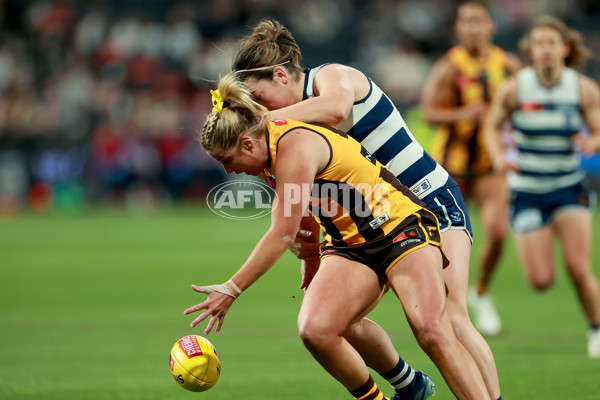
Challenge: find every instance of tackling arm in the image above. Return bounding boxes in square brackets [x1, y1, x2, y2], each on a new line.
[269, 65, 355, 125]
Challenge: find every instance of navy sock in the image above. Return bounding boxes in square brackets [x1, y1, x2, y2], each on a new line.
[380, 356, 419, 397]
[498, 396, 502, 400]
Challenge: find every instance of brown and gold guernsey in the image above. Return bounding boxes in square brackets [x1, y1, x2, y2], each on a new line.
[431, 45, 511, 178]
[263, 119, 425, 247]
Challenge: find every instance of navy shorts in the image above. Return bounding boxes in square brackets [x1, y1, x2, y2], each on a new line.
[509, 182, 593, 233]
[424, 184, 473, 241]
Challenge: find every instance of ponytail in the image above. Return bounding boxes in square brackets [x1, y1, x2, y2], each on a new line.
[201, 73, 268, 155]
[233, 19, 303, 82]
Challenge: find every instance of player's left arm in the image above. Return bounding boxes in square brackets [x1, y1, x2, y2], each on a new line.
[574, 75, 600, 156]
[225, 131, 327, 293]
[184, 129, 329, 334]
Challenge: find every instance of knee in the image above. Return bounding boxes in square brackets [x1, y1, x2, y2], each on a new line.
[486, 223, 507, 246]
[482, 211, 508, 243]
[297, 314, 335, 350]
[341, 320, 361, 342]
[447, 306, 472, 342]
[414, 318, 452, 354]
[529, 272, 555, 291]
[565, 260, 590, 286]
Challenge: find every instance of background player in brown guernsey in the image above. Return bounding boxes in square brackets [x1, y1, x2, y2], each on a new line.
[420, 1, 520, 335]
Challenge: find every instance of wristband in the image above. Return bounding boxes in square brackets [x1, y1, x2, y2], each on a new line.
[198, 279, 243, 298]
[223, 279, 243, 298]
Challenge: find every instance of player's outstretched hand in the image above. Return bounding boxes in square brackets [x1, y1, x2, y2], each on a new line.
[184, 285, 236, 335]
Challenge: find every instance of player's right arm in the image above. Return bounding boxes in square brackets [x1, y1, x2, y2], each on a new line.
[420, 56, 487, 124]
[268, 64, 356, 125]
[484, 76, 519, 174]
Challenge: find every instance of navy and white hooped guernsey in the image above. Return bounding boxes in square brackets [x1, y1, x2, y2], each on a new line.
[303, 64, 452, 205]
[510, 66, 584, 193]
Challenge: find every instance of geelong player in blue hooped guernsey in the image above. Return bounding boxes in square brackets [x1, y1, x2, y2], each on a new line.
[485, 15, 600, 358]
[232, 19, 501, 400]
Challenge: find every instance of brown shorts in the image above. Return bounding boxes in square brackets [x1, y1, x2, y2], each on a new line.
[320, 209, 449, 279]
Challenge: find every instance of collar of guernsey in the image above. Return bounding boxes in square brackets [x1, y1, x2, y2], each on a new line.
[264, 119, 340, 181]
[447, 45, 510, 107]
[263, 119, 303, 188]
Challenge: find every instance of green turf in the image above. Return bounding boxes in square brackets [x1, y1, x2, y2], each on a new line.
[1, 206, 599, 399]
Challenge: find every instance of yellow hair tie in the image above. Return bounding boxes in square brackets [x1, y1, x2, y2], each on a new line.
[211, 89, 230, 112]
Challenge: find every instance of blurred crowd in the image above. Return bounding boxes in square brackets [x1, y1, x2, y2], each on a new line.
[0, 0, 599, 212]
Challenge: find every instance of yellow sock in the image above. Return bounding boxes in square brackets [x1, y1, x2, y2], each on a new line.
[350, 375, 387, 400]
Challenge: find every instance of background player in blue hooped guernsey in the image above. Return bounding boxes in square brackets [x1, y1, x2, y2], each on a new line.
[485, 15, 600, 358]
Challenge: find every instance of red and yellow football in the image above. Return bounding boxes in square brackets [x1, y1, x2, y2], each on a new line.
[169, 335, 221, 392]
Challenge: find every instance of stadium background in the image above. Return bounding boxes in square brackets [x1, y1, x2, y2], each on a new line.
[1, 1, 600, 399]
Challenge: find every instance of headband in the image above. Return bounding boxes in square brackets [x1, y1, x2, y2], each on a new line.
[234, 60, 290, 75]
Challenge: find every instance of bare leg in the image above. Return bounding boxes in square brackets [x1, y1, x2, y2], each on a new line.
[472, 174, 508, 295]
[342, 288, 403, 373]
[297, 256, 386, 390]
[514, 226, 556, 291]
[343, 290, 436, 398]
[443, 229, 500, 399]
[387, 245, 489, 399]
[553, 210, 600, 325]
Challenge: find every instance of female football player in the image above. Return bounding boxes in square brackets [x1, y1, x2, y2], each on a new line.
[229, 19, 501, 399]
[485, 15, 600, 358]
[184, 73, 490, 399]
[420, 2, 521, 336]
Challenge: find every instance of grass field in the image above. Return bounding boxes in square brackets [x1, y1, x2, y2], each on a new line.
[1, 206, 600, 399]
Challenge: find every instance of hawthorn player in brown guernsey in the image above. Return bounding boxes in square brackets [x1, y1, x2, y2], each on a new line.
[184, 72, 491, 400]
[421, 1, 520, 337]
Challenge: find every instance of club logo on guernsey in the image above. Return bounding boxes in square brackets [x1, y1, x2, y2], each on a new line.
[369, 212, 390, 230]
[449, 212, 462, 222]
[207, 180, 276, 220]
[411, 179, 432, 197]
